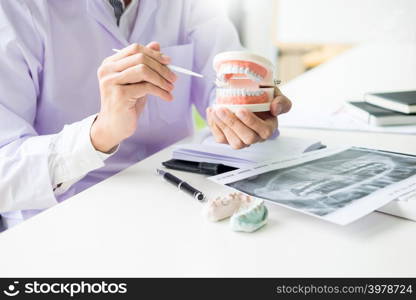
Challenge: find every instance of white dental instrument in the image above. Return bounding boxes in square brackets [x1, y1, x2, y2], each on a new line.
[112, 49, 203, 78]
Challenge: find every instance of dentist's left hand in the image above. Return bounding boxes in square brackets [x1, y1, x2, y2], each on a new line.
[91, 42, 177, 152]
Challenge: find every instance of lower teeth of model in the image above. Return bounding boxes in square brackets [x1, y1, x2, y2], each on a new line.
[217, 89, 264, 97]
[219, 65, 263, 82]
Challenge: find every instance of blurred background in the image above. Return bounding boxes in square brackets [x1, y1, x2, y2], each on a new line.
[194, 0, 416, 128]
[225, 0, 416, 82]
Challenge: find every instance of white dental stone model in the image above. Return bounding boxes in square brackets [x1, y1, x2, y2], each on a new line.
[203, 192, 268, 232]
[204, 192, 242, 222]
[213, 51, 279, 113]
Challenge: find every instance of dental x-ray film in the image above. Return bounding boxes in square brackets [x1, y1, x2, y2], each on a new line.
[209, 147, 416, 225]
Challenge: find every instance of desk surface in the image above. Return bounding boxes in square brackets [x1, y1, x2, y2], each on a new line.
[0, 43, 415, 277]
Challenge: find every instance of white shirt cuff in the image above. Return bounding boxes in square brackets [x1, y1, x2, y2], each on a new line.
[51, 114, 118, 189]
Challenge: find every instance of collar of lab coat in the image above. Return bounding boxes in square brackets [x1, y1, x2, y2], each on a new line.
[86, 0, 158, 46]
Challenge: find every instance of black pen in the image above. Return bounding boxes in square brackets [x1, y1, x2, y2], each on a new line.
[156, 169, 206, 201]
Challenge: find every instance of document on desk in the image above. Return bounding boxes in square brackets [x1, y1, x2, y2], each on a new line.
[172, 134, 323, 169]
[378, 185, 416, 221]
[209, 147, 416, 225]
[279, 103, 416, 134]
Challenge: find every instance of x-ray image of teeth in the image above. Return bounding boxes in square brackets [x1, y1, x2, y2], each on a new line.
[227, 148, 416, 217]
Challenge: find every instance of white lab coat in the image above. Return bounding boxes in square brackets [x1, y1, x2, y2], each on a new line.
[0, 0, 241, 226]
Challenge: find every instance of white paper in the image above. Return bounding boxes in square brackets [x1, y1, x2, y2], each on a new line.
[172, 135, 322, 168]
[209, 147, 416, 225]
[378, 183, 416, 221]
[279, 104, 416, 134]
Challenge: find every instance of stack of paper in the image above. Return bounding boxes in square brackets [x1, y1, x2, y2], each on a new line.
[280, 103, 416, 134]
[172, 135, 323, 169]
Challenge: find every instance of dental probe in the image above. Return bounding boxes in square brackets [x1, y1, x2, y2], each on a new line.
[112, 49, 203, 78]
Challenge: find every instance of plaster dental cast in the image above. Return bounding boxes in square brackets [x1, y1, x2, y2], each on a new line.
[204, 192, 268, 233]
[0, 0, 291, 229]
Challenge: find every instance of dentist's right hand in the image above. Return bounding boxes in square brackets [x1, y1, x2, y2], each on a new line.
[91, 42, 177, 152]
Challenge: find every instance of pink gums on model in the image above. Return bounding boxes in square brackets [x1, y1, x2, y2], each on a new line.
[219, 60, 268, 80]
[216, 93, 269, 105]
[216, 60, 269, 105]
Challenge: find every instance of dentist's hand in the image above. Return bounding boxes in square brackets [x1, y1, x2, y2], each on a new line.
[207, 88, 292, 149]
[91, 42, 177, 152]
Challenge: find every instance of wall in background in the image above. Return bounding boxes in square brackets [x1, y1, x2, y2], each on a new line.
[224, 0, 278, 65]
[276, 0, 416, 44]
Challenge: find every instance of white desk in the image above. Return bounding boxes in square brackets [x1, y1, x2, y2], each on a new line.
[0, 43, 415, 277]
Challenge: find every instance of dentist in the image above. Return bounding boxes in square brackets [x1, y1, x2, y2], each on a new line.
[0, 0, 291, 229]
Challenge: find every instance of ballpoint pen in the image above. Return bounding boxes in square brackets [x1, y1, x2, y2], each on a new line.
[156, 169, 206, 202]
[112, 49, 203, 78]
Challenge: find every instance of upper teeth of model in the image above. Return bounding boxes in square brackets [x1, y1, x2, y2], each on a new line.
[218, 65, 263, 82]
[217, 89, 264, 97]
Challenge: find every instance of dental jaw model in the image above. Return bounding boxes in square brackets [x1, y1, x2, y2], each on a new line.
[203, 192, 268, 233]
[204, 193, 242, 222]
[213, 51, 278, 113]
[230, 196, 268, 233]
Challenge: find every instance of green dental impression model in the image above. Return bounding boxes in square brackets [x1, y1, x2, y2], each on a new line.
[230, 197, 268, 233]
